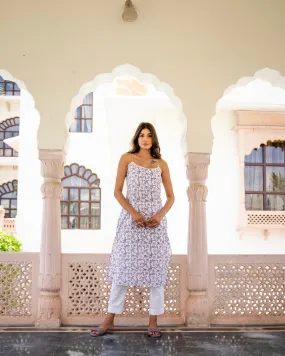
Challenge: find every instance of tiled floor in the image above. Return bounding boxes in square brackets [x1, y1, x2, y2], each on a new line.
[0, 330, 284, 355]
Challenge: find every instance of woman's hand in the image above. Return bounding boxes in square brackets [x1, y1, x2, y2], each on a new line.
[132, 212, 147, 228]
[147, 213, 163, 229]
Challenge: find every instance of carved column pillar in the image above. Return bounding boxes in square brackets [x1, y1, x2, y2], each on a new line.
[35, 149, 65, 328]
[185, 152, 210, 326]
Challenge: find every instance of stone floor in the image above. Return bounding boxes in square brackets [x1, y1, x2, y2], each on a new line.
[0, 330, 285, 356]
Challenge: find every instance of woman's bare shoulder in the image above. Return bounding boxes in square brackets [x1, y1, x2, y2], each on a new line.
[120, 153, 132, 164]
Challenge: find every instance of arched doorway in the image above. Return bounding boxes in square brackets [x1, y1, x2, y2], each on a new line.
[63, 64, 188, 254]
[207, 68, 285, 254]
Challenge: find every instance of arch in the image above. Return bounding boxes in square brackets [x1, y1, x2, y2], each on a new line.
[0, 180, 18, 218]
[208, 67, 285, 254]
[63, 163, 100, 186]
[61, 163, 101, 230]
[216, 68, 285, 111]
[65, 63, 187, 153]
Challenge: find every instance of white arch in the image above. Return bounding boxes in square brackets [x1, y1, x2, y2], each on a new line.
[208, 67, 285, 255]
[65, 63, 188, 153]
[216, 68, 285, 111]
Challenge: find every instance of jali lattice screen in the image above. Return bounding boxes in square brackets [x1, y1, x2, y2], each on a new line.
[66, 262, 181, 317]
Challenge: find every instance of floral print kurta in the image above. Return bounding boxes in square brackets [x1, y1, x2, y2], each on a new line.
[107, 161, 172, 287]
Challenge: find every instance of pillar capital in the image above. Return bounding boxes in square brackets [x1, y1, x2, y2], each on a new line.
[38, 149, 66, 181]
[185, 152, 210, 183]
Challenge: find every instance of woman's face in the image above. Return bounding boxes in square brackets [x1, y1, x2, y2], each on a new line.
[138, 128, 153, 150]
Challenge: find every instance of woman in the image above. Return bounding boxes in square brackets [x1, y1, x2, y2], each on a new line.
[90, 122, 174, 338]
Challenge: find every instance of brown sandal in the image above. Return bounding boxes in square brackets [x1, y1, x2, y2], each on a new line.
[147, 328, 162, 338]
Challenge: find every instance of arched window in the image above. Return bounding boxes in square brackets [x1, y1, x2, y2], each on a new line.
[0, 180, 18, 218]
[0, 76, 20, 96]
[69, 93, 93, 133]
[0, 118, 20, 157]
[61, 163, 101, 229]
[245, 141, 285, 211]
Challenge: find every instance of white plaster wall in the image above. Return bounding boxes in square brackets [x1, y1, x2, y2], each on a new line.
[16, 89, 42, 252]
[1, 0, 285, 153]
[0, 97, 20, 122]
[0, 166, 18, 185]
[62, 93, 188, 254]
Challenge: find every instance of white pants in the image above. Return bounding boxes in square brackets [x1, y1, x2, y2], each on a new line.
[108, 284, 165, 315]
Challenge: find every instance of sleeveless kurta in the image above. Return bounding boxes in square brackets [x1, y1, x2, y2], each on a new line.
[107, 160, 172, 287]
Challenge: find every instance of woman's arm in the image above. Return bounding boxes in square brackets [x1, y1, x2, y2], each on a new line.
[114, 153, 147, 226]
[148, 159, 175, 228]
[160, 159, 175, 216]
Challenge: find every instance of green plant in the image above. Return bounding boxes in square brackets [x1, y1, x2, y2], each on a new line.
[0, 231, 22, 252]
[0, 232, 22, 315]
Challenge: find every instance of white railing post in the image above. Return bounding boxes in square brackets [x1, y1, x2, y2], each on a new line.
[185, 152, 210, 326]
[35, 149, 65, 328]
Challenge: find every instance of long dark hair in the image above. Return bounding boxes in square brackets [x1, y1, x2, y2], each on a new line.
[128, 122, 161, 159]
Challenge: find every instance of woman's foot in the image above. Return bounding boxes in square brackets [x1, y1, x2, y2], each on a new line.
[147, 328, 162, 338]
[147, 316, 161, 338]
[90, 320, 114, 337]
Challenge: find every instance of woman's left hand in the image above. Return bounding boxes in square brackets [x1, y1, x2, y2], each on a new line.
[147, 213, 162, 228]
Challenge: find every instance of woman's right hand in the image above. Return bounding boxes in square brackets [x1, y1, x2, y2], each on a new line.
[132, 212, 147, 228]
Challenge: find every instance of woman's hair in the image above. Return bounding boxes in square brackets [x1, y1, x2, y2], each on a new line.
[128, 122, 161, 159]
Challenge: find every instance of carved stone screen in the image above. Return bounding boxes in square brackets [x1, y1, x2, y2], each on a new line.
[67, 261, 182, 317]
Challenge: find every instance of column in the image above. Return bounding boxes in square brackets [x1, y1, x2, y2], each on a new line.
[185, 152, 210, 326]
[35, 149, 65, 328]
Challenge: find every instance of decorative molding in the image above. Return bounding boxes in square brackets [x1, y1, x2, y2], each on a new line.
[39, 149, 66, 181]
[35, 293, 61, 328]
[186, 292, 209, 327]
[185, 153, 210, 183]
[187, 184, 208, 203]
[41, 182, 63, 199]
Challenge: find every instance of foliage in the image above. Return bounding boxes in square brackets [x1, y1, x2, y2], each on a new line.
[0, 232, 22, 314]
[270, 172, 285, 192]
[0, 231, 22, 252]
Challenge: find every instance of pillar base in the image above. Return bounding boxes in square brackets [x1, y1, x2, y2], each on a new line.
[186, 291, 210, 327]
[35, 292, 61, 329]
[35, 319, 61, 328]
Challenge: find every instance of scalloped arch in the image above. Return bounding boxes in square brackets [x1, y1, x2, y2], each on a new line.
[216, 68, 285, 111]
[65, 63, 187, 153]
[0, 69, 40, 119]
[63, 163, 100, 187]
[0, 180, 18, 197]
[0, 69, 27, 91]
[0, 117, 20, 131]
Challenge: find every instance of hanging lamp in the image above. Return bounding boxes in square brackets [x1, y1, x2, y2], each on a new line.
[122, 0, 138, 22]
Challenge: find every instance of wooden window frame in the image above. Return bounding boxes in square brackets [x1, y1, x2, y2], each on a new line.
[0, 180, 18, 218]
[0, 76, 20, 96]
[61, 163, 101, 230]
[69, 93, 93, 133]
[0, 118, 20, 157]
[245, 143, 285, 211]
